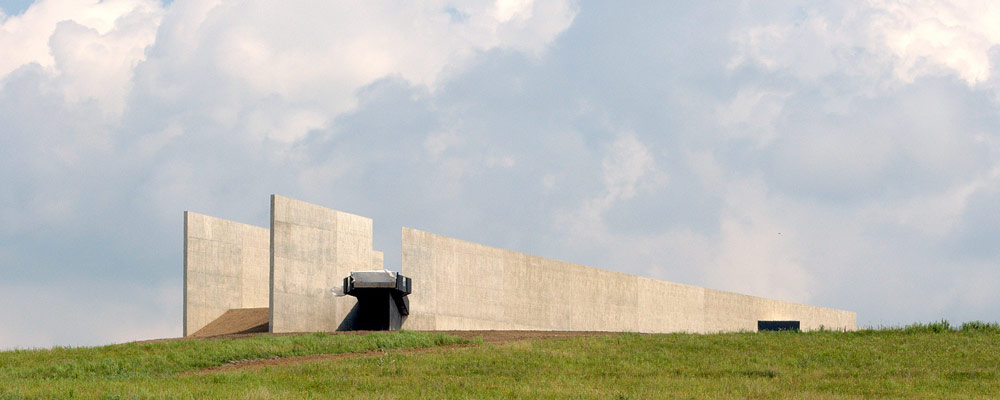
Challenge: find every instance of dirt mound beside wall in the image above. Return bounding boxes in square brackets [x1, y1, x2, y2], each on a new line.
[191, 308, 269, 337]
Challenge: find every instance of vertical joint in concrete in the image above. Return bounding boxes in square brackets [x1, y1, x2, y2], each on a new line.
[268, 195, 276, 333]
[182, 211, 188, 337]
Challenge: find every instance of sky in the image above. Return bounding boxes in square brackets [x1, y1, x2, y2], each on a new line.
[1, 0, 998, 349]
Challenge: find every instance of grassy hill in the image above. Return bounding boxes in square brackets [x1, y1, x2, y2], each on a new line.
[2, 323, 998, 398]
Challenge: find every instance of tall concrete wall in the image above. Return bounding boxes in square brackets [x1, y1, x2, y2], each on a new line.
[269, 195, 382, 333]
[183, 212, 270, 336]
[184, 196, 854, 335]
[401, 227, 856, 332]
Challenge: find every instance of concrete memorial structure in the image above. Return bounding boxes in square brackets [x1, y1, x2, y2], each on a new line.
[269, 195, 383, 333]
[183, 195, 856, 335]
[183, 212, 270, 336]
[400, 228, 855, 332]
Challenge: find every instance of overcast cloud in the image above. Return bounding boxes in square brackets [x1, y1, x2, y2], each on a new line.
[1, 0, 998, 349]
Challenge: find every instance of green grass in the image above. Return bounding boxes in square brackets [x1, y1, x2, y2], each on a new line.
[0, 331, 469, 398]
[2, 324, 999, 399]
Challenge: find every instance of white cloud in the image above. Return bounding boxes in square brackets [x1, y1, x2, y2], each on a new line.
[424, 129, 464, 161]
[601, 131, 662, 203]
[4, 0, 1000, 349]
[558, 132, 653, 236]
[728, 14, 853, 83]
[0, 0, 578, 348]
[730, 1, 1000, 88]
[151, 0, 575, 141]
[887, 165, 1000, 236]
[0, 0, 580, 230]
[871, 0, 1000, 85]
[0, 0, 163, 114]
[705, 179, 814, 302]
[550, 137, 819, 302]
[0, 0, 147, 75]
[495, 0, 534, 22]
[554, 132, 693, 277]
[716, 85, 789, 147]
[1, 0, 577, 140]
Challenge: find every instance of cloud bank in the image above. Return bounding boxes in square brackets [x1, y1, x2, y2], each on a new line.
[1, 0, 998, 348]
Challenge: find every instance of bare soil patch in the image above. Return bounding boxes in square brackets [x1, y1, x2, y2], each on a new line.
[190, 308, 269, 337]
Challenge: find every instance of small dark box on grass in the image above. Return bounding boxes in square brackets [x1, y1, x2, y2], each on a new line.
[758, 320, 800, 331]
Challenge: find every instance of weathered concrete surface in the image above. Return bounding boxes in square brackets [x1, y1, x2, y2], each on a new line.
[401, 227, 856, 332]
[185, 196, 854, 335]
[269, 195, 381, 333]
[183, 212, 270, 336]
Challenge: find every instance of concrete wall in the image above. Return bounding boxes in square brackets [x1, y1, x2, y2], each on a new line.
[401, 227, 856, 332]
[183, 212, 270, 336]
[269, 195, 382, 333]
[184, 196, 854, 335]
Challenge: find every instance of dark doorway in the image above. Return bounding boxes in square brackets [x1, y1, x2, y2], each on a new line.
[342, 273, 411, 331]
[758, 320, 800, 331]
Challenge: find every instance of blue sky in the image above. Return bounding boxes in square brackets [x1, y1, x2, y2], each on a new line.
[0, 0, 32, 15]
[1, 0, 999, 348]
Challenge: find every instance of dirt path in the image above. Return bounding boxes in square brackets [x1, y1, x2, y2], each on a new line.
[182, 330, 615, 374]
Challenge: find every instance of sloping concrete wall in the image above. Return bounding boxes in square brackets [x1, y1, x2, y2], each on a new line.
[269, 195, 381, 333]
[401, 227, 856, 332]
[183, 212, 270, 336]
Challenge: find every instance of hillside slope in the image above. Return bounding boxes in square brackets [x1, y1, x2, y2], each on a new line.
[2, 325, 998, 398]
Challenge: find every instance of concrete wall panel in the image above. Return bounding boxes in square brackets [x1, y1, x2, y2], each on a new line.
[183, 212, 270, 336]
[401, 227, 856, 333]
[185, 198, 854, 336]
[269, 195, 381, 333]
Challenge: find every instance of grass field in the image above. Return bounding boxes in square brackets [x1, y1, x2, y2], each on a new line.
[1, 323, 998, 399]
